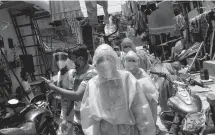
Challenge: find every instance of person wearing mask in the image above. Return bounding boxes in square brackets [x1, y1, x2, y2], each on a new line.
[124, 50, 160, 134]
[121, 38, 152, 72]
[46, 48, 75, 135]
[42, 45, 97, 135]
[80, 44, 155, 135]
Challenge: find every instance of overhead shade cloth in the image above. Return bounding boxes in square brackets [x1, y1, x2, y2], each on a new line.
[147, 1, 176, 34]
[49, 1, 83, 22]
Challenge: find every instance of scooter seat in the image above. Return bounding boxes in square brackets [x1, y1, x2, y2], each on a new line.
[0, 122, 36, 135]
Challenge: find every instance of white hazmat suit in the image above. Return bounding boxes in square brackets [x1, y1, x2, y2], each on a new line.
[80, 44, 155, 135]
[124, 51, 159, 127]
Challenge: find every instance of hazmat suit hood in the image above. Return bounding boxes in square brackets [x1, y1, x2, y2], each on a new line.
[124, 51, 139, 73]
[121, 38, 136, 53]
[93, 44, 119, 79]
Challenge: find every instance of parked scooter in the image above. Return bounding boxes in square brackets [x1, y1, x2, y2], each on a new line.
[150, 71, 210, 135]
[0, 91, 57, 135]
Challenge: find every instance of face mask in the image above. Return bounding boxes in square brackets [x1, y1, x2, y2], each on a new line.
[57, 60, 67, 70]
[96, 60, 114, 79]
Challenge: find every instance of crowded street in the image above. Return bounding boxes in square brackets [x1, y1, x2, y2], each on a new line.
[0, 0, 215, 135]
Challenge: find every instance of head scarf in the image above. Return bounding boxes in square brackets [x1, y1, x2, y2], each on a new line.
[121, 38, 136, 53]
[93, 44, 118, 79]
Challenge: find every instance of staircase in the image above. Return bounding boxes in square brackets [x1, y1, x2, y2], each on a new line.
[9, 8, 50, 80]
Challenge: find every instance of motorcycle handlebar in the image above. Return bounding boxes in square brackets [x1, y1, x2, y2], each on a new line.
[19, 104, 31, 115]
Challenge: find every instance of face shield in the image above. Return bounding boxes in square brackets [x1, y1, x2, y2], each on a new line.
[124, 51, 139, 72]
[121, 38, 136, 53]
[53, 52, 68, 70]
[93, 44, 118, 79]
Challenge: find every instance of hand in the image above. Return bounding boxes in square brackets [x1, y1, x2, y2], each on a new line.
[41, 77, 55, 89]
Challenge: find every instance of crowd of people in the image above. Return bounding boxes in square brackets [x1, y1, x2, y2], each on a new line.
[40, 37, 183, 135]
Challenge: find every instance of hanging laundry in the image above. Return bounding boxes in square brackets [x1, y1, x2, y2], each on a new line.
[121, 2, 132, 17]
[66, 18, 83, 44]
[147, 1, 176, 35]
[84, 1, 108, 25]
[49, 1, 83, 22]
[134, 11, 148, 35]
[175, 14, 186, 31]
[190, 11, 210, 41]
[121, 1, 139, 17]
[130, 1, 139, 15]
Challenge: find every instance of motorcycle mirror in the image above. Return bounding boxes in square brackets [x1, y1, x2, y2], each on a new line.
[8, 99, 19, 105]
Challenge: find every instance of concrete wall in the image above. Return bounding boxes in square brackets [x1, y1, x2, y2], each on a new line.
[0, 8, 22, 92]
[0, 8, 39, 92]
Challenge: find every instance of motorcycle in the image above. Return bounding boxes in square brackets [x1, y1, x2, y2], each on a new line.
[0, 91, 58, 135]
[150, 71, 210, 135]
[0, 99, 27, 129]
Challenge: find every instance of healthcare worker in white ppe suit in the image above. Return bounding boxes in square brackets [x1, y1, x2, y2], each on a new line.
[80, 44, 155, 135]
[52, 49, 75, 135]
[124, 50, 160, 134]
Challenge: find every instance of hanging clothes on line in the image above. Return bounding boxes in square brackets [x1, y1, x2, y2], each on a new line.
[49, 1, 84, 46]
[121, 1, 139, 17]
[147, 1, 176, 35]
[189, 11, 210, 41]
[134, 11, 148, 35]
[49, 1, 83, 22]
[84, 0, 108, 25]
